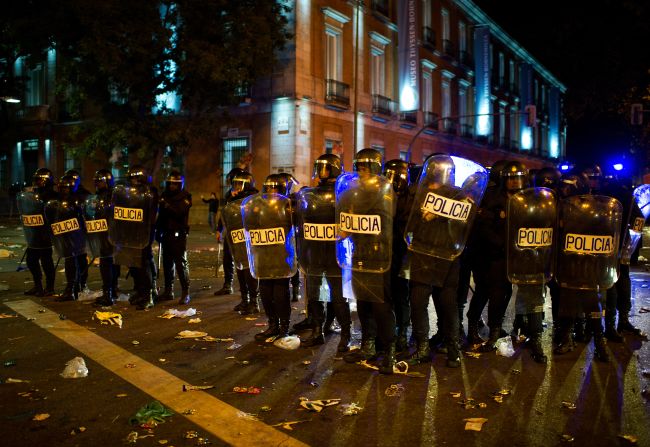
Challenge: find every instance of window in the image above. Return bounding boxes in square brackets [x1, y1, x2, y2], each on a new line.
[370, 144, 385, 158]
[422, 0, 431, 28]
[371, 47, 386, 96]
[222, 137, 250, 192]
[423, 72, 433, 113]
[325, 27, 342, 81]
[509, 60, 515, 90]
[441, 80, 451, 120]
[325, 139, 343, 156]
[64, 150, 78, 171]
[458, 86, 467, 127]
[441, 8, 450, 41]
[510, 107, 518, 148]
[26, 64, 44, 106]
[399, 151, 408, 161]
[499, 106, 506, 146]
[459, 21, 467, 53]
[498, 53, 505, 83]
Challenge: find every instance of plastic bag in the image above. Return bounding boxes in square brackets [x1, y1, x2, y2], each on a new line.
[273, 335, 300, 350]
[495, 336, 515, 357]
[60, 357, 89, 378]
[159, 308, 197, 319]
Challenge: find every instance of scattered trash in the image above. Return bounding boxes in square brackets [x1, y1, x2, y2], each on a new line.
[127, 431, 153, 443]
[464, 351, 481, 358]
[233, 386, 261, 394]
[561, 401, 576, 410]
[340, 402, 363, 415]
[59, 314, 67, 320]
[4, 360, 17, 367]
[116, 293, 130, 302]
[158, 440, 168, 445]
[38, 309, 46, 313]
[259, 406, 272, 412]
[175, 330, 208, 339]
[183, 384, 215, 391]
[310, 381, 319, 387]
[70, 426, 87, 435]
[0, 284, 9, 291]
[357, 359, 426, 377]
[0, 249, 14, 258]
[0, 313, 18, 319]
[129, 401, 174, 426]
[116, 394, 128, 398]
[271, 420, 309, 431]
[125, 363, 136, 368]
[188, 318, 201, 324]
[245, 317, 258, 321]
[201, 285, 212, 290]
[458, 397, 480, 409]
[236, 411, 259, 421]
[464, 417, 487, 431]
[225, 356, 236, 360]
[159, 308, 197, 319]
[511, 369, 521, 375]
[158, 359, 166, 363]
[618, 434, 638, 444]
[299, 397, 341, 412]
[450, 391, 462, 398]
[184, 431, 199, 439]
[33, 413, 50, 421]
[132, 340, 140, 345]
[78, 290, 102, 301]
[302, 360, 311, 365]
[254, 323, 267, 327]
[93, 311, 123, 328]
[273, 335, 301, 350]
[385, 384, 405, 397]
[60, 357, 89, 379]
[182, 409, 196, 415]
[495, 336, 515, 357]
[3, 378, 30, 383]
[225, 342, 241, 351]
[201, 336, 234, 342]
[560, 434, 575, 442]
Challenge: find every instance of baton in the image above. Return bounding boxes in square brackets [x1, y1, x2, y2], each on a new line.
[215, 242, 222, 278]
[157, 241, 163, 272]
[16, 249, 28, 272]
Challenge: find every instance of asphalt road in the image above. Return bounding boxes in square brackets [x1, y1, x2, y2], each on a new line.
[0, 219, 649, 447]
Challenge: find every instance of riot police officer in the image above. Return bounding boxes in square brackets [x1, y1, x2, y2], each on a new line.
[296, 154, 352, 351]
[214, 168, 244, 296]
[65, 169, 92, 290]
[155, 171, 192, 305]
[277, 172, 303, 302]
[18, 168, 57, 296]
[88, 169, 119, 306]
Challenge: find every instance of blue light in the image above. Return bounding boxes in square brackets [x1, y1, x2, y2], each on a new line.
[560, 164, 570, 171]
[613, 163, 624, 171]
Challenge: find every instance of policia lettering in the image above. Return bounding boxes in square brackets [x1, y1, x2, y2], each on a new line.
[23, 214, 45, 226]
[303, 223, 337, 241]
[421, 192, 471, 221]
[51, 218, 80, 235]
[114, 206, 144, 222]
[231, 229, 246, 244]
[517, 228, 553, 247]
[565, 233, 614, 254]
[86, 219, 108, 233]
[339, 212, 381, 234]
[249, 227, 286, 246]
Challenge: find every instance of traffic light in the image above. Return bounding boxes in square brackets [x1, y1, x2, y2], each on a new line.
[525, 105, 536, 127]
[631, 103, 643, 126]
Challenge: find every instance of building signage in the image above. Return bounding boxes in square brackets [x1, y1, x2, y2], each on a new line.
[398, 0, 419, 111]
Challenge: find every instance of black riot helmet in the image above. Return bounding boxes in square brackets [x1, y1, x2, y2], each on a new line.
[165, 170, 185, 192]
[383, 159, 410, 193]
[127, 165, 152, 186]
[488, 159, 510, 186]
[581, 164, 603, 192]
[558, 171, 590, 198]
[93, 169, 115, 192]
[64, 169, 82, 191]
[58, 174, 78, 196]
[501, 161, 528, 193]
[313, 154, 342, 182]
[534, 167, 561, 189]
[262, 173, 289, 195]
[353, 148, 383, 175]
[276, 172, 299, 195]
[227, 167, 245, 187]
[231, 171, 254, 194]
[33, 168, 54, 189]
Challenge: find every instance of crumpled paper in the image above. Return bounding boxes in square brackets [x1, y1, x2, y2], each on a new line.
[175, 330, 208, 339]
[158, 308, 197, 319]
[60, 357, 89, 379]
[464, 417, 488, 431]
[93, 311, 123, 328]
[299, 397, 341, 412]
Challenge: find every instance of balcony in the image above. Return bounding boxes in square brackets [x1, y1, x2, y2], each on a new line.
[372, 94, 395, 116]
[371, 0, 389, 17]
[510, 139, 520, 151]
[399, 111, 418, 124]
[460, 124, 474, 138]
[17, 105, 50, 122]
[422, 27, 436, 51]
[440, 118, 457, 135]
[325, 79, 350, 108]
[442, 39, 456, 59]
[459, 50, 473, 67]
[423, 111, 439, 127]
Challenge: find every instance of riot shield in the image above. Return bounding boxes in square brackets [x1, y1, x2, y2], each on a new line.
[17, 191, 52, 249]
[556, 195, 622, 290]
[109, 185, 155, 250]
[620, 184, 650, 264]
[506, 187, 557, 284]
[44, 199, 86, 259]
[404, 154, 488, 260]
[84, 194, 113, 258]
[242, 192, 297, 279]
[295, 185, 340, 277]
[221, 198, 249, 270]
[335, 172, 395, 273]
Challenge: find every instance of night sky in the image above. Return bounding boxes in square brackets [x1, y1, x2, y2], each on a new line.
[473, 0, 650, 174]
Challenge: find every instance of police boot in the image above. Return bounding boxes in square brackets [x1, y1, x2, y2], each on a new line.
[407, 340, 431, 366]
[604, 313, 624, 342]
[158, 287, 174, 302]
[93, 288, 115, 307]
[43, 278, 55, 297]
[467, 321, 485, 345]
[293, 315, 314, 331]
[573, 318, 588, 343]
[214, 283, 233, 296]
[344, 339, 377, 363]
[338, 326, 351, 353]
[446, 337, 461, 368]
[378, 342, 397, 375]
[56, 285, 77, 302]
[334, 301, 352, 352]
[277, 319, 291, 338]
[25, 281, 44, 296]
[255, 319, 280, 341]
[136, 291, 155, 310]
[479, 326, 501, 352]
[233, 297, 248, 312]
[590, 319, 609, 362]
[323, 304, 336, 335]
[527, 313, 547, 364]
[302, 324, 325, 348]
[511, 314, 526, 338]
[618, 316, 646, 338]
[243, 296, 260, 315]
[178, 289, 191, 305]
[554, 318, 575, 354]
[396, 328, 409, 353]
